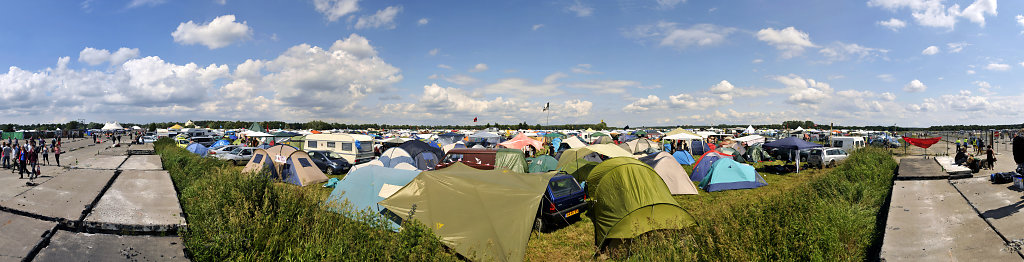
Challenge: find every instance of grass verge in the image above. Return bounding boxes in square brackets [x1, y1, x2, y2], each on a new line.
[155, 138, 458, 261]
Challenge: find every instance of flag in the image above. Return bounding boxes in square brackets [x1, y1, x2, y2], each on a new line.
[543, 102, 550, 111]
[473, 117, 477, 122]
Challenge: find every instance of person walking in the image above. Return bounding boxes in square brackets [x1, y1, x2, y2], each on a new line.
[17, 145, 26, 178]
[27, 141, 38, 180]
[53, 142, 61, 167]
[1, 142, 8, 169]
[40, 141, 49, 165]
[985, 145, 995, 170]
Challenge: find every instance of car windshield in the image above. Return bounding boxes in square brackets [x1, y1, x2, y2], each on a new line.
[549, 177, 582, 199]
[230, 148, 243, 154]
[325, 152, 344, 159]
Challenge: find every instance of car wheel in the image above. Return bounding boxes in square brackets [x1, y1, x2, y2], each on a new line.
[828, 160, 835, 168]
[232, 160, 238, 166]
[533, 217, 545, 232]
[326, 167, 335, 175]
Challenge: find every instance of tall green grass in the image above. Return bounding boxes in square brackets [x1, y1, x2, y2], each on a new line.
[155, 139, 458, 261]
[614, 147, 897, 261]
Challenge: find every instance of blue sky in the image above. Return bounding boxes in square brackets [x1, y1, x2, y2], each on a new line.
[0, 0, 1021, 127]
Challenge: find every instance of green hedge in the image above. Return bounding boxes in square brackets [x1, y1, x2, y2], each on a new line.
[619, 147, 898, 261]
[155, 138, 458, 261]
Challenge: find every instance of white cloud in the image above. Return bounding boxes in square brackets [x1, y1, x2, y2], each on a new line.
[966, 69, 975, 74]
[1020, 61, 1024, 67]
[419, 84, 515, 114]
[355, 5, 402, 30]
[623, 95, 662, 112]
[922, 45, 939, 55]
[532, 24, 544, 31]
[171, 15, 252, 49]
[904, 79, 927, 92]
[482, 78, 562, 97]
[313, 0, 359, 22]
[878, 18, 907, 31]
[819, 42, 887, 63]
[877, 74, 895, 82]
[428, 48, 439, 56]
[469, 63, 488, 73]
[772, 74, 833, 105]
[960, 0, 997, 27]
[442, 74, 479, 85]
[656, 0, 686, 9]
[629, 22, 736, 50]
[79, 47, 140, 66]
[563, 99, 593, 116]
[567, 0, 593, 17]
[752, 59, 763, 64]
[570, 64, 599, 74]
[418, 18, 429, 25]
[906, 98, 938, 112]
[437, 64, 452, 69]
[986, 63, 1010, 71]
[881, 92, 897, 101]
[216, 0, 226, 5]
[756, 27, 817, 59]
[941, 90, 990, 111]
[666, 93, 732, 110]
[709, 80, 734, 93]
[127, 0, 166, 8]
[946, 42, 967, 53]
[543, 72, 568, 84]
[975, 81, 992, 94]
[567, 80, 640, 94]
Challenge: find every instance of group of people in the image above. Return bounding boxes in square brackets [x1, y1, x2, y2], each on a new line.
[955, 137, 988, 155]
[0, 137, 61, 180]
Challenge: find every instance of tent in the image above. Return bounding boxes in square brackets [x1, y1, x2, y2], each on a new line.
[498, 133, 544, 151]
[378, 162, 553, 262]
[527, 155, 559, 173]
[746, 144, 771, 162]
[280, 151, 329, 186]
[593, 136, 614, 144]
[691, 140, 711, 155]
[468, 131, 502, 148]
[441, 141, 467, 154]
[248, 122, 263, 132]
[586, 157, 696, 246]
[564, 136, 587, 149]
[619, 138, 660, 155]
[185, 143, 208, 157]
[398, 140, 444, 170]
[169, 124, 183, 130]
[639, 152, 699, 195]
[733, 135, 765, 145]
[744, 125, 756, 134]
[566, 158, 599, 182]
[663, 132, 702, 140]
[691, 150, 733, 182]
[101, 122, 124, 131]
[698, 158, 767, 192]
[352, 147, 418, 171]
[495, 148, 529, 173]
[762, 137, 823, 172]
[436, 132, 465, 146]
[672, 150, 696, 165]
[242, 145, 298, 180]
[287, 135, 306, 149]
[325, 165, 420, 230]
[556, 144, 633, 173]
[211, 140, 231, 149]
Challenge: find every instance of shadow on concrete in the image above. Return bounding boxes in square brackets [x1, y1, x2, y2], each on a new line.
[980, 200, 1024, 220]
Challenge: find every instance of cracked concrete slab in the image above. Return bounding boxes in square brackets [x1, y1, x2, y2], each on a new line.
[83, 170, 185, 233]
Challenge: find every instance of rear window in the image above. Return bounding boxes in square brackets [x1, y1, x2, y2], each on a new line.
[809, 149, 822, 155]
[549, 177, 582, 199]
[832, 140, 844, 147]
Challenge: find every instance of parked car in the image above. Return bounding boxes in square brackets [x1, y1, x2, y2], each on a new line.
[221, 147, 257, 165]
[307, 150, 352, 175]
[140, 135, 158, 143]
[808, 147, 849, 168]
[190, 136, 216, 147]
[208, 145, 241, 158]
[535, 173, 588, 232]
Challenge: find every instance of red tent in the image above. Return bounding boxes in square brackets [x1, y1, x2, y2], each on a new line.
[903, 137, 942, 149]
[498, 133, 543, 150]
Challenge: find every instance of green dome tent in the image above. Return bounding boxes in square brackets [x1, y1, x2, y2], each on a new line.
[495, 148, 529, 173]
[526, 155, 559, 173]
[586, 157, 697, 246]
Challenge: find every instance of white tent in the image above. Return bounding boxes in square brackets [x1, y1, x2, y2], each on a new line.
[101, 122, 124, 131]
[132, 126, 143, 130]
[795, 126, 804, 132]
[664, 133, 702, 140]
[733, 135, 765, 145]
[745, 125, 755, 134]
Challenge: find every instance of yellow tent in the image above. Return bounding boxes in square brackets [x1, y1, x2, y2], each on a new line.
[169, 124, 183, 129]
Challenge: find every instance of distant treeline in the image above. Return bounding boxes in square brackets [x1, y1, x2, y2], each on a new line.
[1, 120, 1021, 132]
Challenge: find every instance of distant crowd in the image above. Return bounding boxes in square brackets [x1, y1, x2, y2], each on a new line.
[0, 137, 61, 180]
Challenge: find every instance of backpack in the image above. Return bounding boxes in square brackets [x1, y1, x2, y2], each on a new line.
[991, 172, 1014, 184]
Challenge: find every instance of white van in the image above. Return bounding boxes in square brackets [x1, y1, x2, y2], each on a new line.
[829, 136, 866, 151]
[304, 133, 375, 165]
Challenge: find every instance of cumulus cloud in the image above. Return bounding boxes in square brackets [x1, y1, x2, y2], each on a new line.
[941, 90, 990, 111]
[419, 84, 515, 114]
[656, 0, 686, 9]
[442, 74, 479, 85]
[570, 64, 599, 74]
[709, 80, 734, 93]
[904, 79, 927, 92]
[532, 24, 544, 30]
[79, 47, 140, 66]
[868, 0, 997, 29]
[819, 42, 887, 63]
[628, 22, 736, 50]
[563, 99, 593, 116]
[947, 42, 968, 53]
[623, 95, 662, 112]
[960, 0, 997, 27]
[355, 5, 402, 30]
[567, 0, 593, 17]
[878, 18, 907, 31]
[772, 74, 832, 105]
[469, 63, 488, 73]
[756, 27, 816, 59]
[127, 0, 166, 8]
[567, 80, 640, 94]
[482, 78, 561, 97]
[171, 15, 252, 49]
[881, 92, 897, 101]
[313, 0, 359, 22]
[922, 45, 939, 55]
[986, 63, 1010, 71]
[418, 18, 429, 25]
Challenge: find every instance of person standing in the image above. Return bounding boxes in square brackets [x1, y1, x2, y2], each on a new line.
[27, 141, 38, 179]
[53, 142, 61, 167]
[40, 141, 49, 166]
[1, 142, 7, 169]
[985, 145, 995, 170]
[17, 145, 26, 178]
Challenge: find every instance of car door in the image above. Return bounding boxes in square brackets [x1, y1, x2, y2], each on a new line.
[308, 152, 328, 171]
[836, 149, 849, 161]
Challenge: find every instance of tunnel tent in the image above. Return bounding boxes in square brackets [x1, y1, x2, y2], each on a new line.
[586, 157, 697, 246]
[242, 145, 299, 180]
[527, 154, 559, 173]
[619, 138, 660, 155]
[698, 158, 767, 192]
[325, 165, 421, 230]
[564, 136, 588, 149]
[378, 162, 554, 262]
[556, 144, 633, 173]
[638, 152, 699, 195]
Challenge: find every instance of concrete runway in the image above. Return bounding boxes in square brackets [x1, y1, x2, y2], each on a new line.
[0, 140, 188, 261]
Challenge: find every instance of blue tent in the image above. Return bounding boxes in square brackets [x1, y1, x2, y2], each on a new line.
[211, 139, 231, 148]
[763, 136, 823, 150]
[691, 140, 710, 155]
[698, 158, 767, 192]
[551, 138, 562, 152]
[325, 165, 420, 230]
[690, 151, 731, 182]
[185, 143, 208, 157]
[672, 150, 696, 165]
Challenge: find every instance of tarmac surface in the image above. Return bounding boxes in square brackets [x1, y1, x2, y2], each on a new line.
[0, 138, 188, 261]
[883, 138, 1024, 261]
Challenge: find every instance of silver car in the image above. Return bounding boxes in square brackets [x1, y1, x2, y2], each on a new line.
[221, 147, 257, 165]
[209, 145, 242, 158]
[808, 147, 849, 168]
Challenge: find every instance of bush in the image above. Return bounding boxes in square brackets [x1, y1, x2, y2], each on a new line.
[616, 147, 897, 261]
[155, 138, 458, 261]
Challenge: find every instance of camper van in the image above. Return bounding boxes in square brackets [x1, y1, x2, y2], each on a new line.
[304, 133, 375, 165]
[829, 136, 866, 151]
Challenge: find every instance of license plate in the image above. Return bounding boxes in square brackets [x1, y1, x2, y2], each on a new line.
[565, 209, 579, 217]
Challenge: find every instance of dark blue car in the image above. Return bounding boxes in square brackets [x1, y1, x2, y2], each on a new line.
[534, 173, 588, 232]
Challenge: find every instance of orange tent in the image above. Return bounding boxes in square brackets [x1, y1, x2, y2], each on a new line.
[498, 133, 544, 150]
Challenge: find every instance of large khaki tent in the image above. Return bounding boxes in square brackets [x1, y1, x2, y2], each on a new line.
[563, 136, 588, 149]
[495, 148, 529, 173]
[638, 152, 699, 195]
[378, 162, 554, 262]
[665, 128, 700, 138]
[586, 157, 696, 246]
[556, 144, 633, 173]
[243, 145, 327, 186]
[619, 138, 660, 155]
